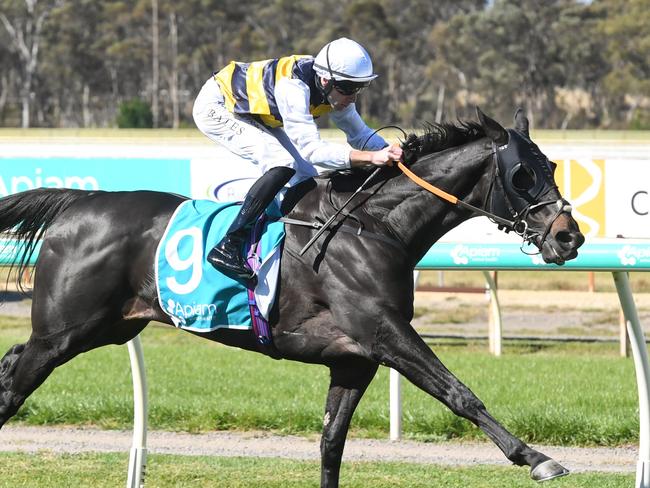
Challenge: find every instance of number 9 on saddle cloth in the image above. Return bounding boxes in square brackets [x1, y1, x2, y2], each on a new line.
[155, 199, 284, 337]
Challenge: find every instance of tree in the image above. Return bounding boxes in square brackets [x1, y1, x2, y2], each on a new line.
[0, 27, 15, 124]
[592, 0, 650, 128]
[436, 0, 594, 127]
[151, 0, 159, 127]
[0, 0, 646, 129]
[0, 0, 63, 127]
[42, 0, 109, 127]
[550, 3, 607, 128]
[378, 0, 485, 125]
[116, 98, 153, 128]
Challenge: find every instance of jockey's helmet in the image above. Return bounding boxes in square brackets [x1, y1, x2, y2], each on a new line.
[313, 38, 378, 91]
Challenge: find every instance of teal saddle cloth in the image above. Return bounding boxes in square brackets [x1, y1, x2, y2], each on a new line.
[155, 199, 285, 332]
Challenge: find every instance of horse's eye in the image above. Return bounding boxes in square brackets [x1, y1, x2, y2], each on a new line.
[511, 163, 536, 192]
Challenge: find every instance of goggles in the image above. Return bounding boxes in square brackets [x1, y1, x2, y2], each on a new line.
[332, 79, 371, 96]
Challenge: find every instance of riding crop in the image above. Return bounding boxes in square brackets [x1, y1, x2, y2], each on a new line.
[298, 165, 383, 255]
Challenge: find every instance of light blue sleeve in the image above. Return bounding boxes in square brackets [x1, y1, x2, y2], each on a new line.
[330, 104, 388, 151]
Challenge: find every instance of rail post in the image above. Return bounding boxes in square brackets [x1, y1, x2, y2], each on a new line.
[613, 272, 650, 488]
[126, 336, 148, 488]
[482, 270, 502, 357]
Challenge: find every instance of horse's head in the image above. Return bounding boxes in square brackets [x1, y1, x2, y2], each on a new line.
[477, 107, 584, 264]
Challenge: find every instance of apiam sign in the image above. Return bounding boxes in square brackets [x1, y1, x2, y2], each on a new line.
[0, 157, 191, 196]
[1, 141, 648, 240]
[419, 241, 650, 270]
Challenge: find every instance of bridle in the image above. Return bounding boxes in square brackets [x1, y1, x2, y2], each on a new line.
[396, 140, 573, 254]
[486, 155, 572, 254]
[294, 126, 572, 257]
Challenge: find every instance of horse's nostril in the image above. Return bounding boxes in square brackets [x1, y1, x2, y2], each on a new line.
[555, 231, 573, 244]
[555, 231, 585, 247]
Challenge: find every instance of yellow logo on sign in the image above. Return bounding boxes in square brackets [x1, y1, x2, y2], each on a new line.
[554, 159, 605, 238]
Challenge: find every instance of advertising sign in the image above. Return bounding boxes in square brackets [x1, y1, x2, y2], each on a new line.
[1, 139, 648, 240]
[546, 143, 650, 239]
[190, 154, 258, 202]
[0, 157, 191, 195]
[419, 240, 650, 271]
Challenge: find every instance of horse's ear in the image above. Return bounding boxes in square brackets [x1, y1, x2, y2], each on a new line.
[514, 108, 529, 136]
[476, 107, 508, 145]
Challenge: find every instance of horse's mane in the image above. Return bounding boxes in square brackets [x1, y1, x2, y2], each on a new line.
[403, 121, 485, 163]
[320, 120, 486, 180]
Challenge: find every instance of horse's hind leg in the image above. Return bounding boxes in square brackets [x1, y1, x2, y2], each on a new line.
[0, 317, 148, 429]
[0, 343, 26, 423]
[0, 331, 97, 427]
[0, 334, 70, 427]
[373, 319, 569, 482]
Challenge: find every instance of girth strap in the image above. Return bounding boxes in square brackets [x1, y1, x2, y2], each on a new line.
[278, 217, 405, 253]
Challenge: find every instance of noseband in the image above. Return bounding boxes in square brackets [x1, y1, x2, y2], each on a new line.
[397, 143, 573, 253]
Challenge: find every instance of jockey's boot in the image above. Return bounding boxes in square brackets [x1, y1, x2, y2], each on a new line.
[207, 166, 295, 285]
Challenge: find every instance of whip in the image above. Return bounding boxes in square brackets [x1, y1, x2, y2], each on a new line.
[298, 166, 383, 255]
[298, 125, 407, 256]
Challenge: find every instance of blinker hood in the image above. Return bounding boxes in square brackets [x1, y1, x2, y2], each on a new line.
[494, 129, 556, 216]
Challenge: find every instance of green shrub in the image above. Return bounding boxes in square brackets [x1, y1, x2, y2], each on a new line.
[629, 108, 650, 130]
[116, 98, 153, 128]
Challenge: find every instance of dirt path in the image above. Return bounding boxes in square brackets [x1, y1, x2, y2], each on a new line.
[412, 289, 650, 339]
[0, 425, 638, 474]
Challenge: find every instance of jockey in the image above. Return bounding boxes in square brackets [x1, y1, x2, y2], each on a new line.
[193, 37, 403, 284]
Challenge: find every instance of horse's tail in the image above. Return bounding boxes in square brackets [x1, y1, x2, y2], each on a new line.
[0, 188, 91, 289]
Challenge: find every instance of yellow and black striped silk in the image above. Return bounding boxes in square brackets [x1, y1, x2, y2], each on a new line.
[214, 55, 332, 128]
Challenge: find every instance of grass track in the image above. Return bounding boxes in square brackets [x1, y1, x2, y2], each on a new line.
[0, 317, 641, 446]
[0, 452, 635, 488]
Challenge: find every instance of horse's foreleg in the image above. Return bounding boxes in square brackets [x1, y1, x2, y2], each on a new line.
[320, 361, 378, 488]
[373, 322, 568, 482]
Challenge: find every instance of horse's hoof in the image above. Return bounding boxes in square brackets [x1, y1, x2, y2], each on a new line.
[530, 459, 570, 482]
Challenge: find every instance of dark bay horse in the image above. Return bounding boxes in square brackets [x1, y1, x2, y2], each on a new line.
[0, 109, 583, 486]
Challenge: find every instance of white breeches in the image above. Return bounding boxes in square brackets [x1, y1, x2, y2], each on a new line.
[192, 78, 318, 185]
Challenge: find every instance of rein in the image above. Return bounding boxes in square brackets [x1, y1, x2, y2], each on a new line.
[296, 125, 407, 256]
[396, 158, 516, 230]
[396, 145, 572, 252]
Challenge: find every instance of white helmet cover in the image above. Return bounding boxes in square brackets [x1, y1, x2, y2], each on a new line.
[313, 37, 378, 83]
